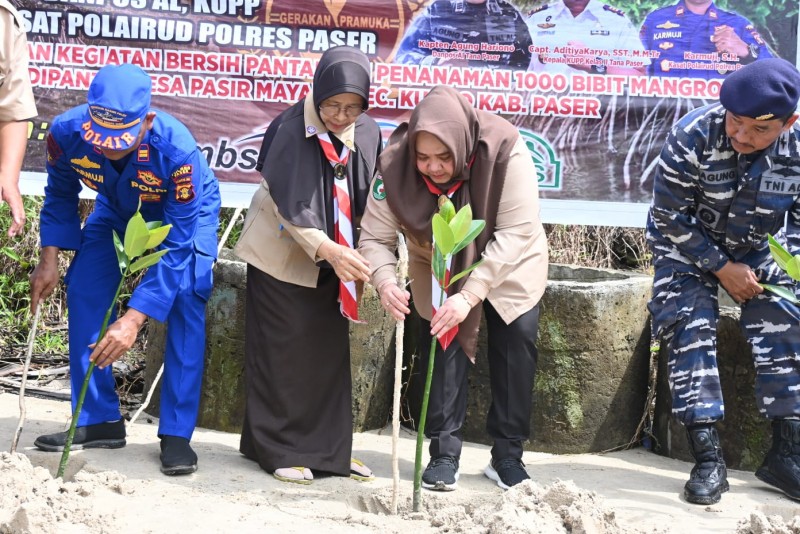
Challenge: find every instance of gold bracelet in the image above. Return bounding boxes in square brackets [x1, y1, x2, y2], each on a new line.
[458, 292, 473, 307]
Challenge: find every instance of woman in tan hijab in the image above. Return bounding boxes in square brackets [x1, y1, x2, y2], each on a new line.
[359, 85, 548, 491]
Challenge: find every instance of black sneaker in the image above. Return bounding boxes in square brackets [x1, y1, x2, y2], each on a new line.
[160, 435, 198, 476]
[34, 420, 126, 452]
[422, 456, 459, 491]
[484, 457, 530, 490]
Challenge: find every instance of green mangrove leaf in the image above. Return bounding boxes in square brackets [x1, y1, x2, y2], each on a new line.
[432, 246, 445, 285]
[112, 230, 128, 273]
[129, 249, 169, 273]
[768, 234, 793, 273]
[786, 255, 800, 281]
[124, 211, 151, 259]
[145, 224, 172, 250]
[432, 213, 455, 256]
[145, 221, 163, 230]
[452, 220, 486, 255]
[760, 283, 800, 303]
[447, 260, 483, 286]
[449, 205, 472, 245]
[438, 196, 456, 223]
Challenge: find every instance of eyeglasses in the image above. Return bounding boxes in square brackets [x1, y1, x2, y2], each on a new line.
[319, 103, 364, 118]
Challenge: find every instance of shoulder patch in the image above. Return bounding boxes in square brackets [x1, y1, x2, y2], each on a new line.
[175, 182, 195, 203]
[372, 175, 386, 201]
[46, 133, 63, 166]
[603, 4, 625, 16]
[529, 4, 548, 16]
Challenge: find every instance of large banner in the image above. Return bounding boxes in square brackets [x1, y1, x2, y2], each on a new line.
[15, 0, 799, 225]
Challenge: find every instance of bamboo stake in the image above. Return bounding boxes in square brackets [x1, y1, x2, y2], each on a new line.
[391, 232, 409, 515]
[128, 362, 164, 426]
[11, 301, 43, 453]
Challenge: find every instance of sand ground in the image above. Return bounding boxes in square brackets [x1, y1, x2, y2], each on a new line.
[1, 391, 798, 533]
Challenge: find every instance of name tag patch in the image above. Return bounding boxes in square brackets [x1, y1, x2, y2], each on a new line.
[760, 177, 800, 194]
[700, 168, 736, 184]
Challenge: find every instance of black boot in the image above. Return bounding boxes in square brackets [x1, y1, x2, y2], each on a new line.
[684, 424, 729, 505]
[755, 419, 800, 500]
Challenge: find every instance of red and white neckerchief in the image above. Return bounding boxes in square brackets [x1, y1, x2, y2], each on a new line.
[422, 174, 463, 350]
[318, 132, 360, 322]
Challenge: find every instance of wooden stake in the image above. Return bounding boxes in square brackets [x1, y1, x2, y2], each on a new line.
[11, 301, 43, 453]
[391, 232, 408, 515]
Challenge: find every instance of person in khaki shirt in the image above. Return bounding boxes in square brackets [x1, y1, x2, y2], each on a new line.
[0, 0, 37, 237]
[234, 46, 382, 485]
[359, 85, 548, 492]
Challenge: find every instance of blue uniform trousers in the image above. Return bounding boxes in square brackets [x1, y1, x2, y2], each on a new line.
[650, 250, 800, 426]
[65, 206, 208, 439]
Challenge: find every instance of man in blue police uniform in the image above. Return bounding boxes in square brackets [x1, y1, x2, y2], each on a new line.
[527, 0, 649, 76]
[29, 64, 221, 476]
[647, 58, 800, 504]
[395, 0, 532, 70]
[640, 0, 772, 78]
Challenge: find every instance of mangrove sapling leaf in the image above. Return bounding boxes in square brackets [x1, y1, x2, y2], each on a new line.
[759, 283, 800, 304]
[112, 231, 129, 272]
[144, 224, 172, 250]
[447, 260, 483, 286]
[129, 249, 169, 273]
[57, 211, 171, 479]
[432, 214, 455, 256]
[124, 211, 151, 259]
[452, 220, 486, 256]
[768, 234, 793, 273]
[145, 220, 163, 230]
[412, 202, 485, 512]
[438, 196, 456, 223]
[449, 204, 472, 244]
[432, 247, 445, 284]
[787, 255, 800, 282]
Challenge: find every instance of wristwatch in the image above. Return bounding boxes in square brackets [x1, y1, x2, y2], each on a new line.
[742, 43, 759, 64]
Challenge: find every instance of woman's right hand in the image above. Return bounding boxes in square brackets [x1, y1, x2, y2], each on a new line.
[377, 280, 411, 321]
[317, 240, 371, 284]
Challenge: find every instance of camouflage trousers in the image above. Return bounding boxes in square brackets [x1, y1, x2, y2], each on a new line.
[649, 248, 800, 426]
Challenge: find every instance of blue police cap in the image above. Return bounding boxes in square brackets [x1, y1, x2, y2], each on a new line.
[83, 64, 151, 150]
[719, 58, 800, 121]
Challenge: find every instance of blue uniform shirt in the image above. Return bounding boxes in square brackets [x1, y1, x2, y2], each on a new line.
[647, 103, 800, 273]
[640, 0, 772, 79]
[42, 105, 221, 322]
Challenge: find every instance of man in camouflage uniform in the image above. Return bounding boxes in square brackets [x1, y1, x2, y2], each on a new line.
[394, 0, 532, 70]
[647, 58, 800, 504]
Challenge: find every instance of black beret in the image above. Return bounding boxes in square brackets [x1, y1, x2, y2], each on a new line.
[720, 58, 800, 120]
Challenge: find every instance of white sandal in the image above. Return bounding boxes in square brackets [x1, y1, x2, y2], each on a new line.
[350, 458, 374, 482]
[274, 466, 313, 484]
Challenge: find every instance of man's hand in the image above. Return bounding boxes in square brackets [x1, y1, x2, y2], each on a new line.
[715, 261, 763, 303]
[377, 279, 411, 321]
[29, 246, 61, 313]
[89, 309, 147, 369]
[711, 26, 749, 59]
[317, 240, 371, 284]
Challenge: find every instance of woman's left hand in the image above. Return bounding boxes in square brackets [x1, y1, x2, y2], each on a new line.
[430, 292, 473, 338]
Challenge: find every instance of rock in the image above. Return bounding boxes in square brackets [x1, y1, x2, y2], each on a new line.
[144, 256, 396, 433]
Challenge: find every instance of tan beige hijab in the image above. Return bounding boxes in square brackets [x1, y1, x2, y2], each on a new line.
[380, 85, 520, 358]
